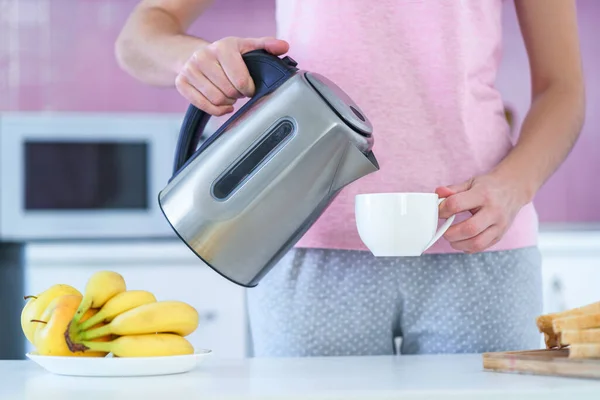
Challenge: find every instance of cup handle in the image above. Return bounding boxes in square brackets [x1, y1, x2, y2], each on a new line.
[423, 198, 456, 252]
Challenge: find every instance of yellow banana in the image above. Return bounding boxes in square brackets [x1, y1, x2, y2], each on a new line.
[77, 290, 157, 331]
[21, 284, 81, 345]
[78, 301, 199, 341]
[72, 271, 126, 325]
[33, 294, 110, 357]
[81, 333, 194, 357]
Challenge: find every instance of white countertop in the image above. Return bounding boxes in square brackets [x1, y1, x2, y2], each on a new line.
[3, 354, 600, 400]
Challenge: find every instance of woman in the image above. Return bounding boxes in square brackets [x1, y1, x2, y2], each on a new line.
[115, 0, 585, 357]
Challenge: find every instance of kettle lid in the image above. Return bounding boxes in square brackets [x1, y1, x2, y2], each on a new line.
[305, 72, 373, 136]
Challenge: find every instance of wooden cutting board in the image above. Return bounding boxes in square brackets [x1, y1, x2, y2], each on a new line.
[483, 348, 600, 380]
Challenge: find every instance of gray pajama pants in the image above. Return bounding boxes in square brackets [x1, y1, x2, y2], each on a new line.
[246, 247, 543, 357]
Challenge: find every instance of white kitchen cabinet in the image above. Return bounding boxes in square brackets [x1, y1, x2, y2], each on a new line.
[23, 241, 248, 359]
[538, 229, 600, 314]
[22, 229, 600, 358]
[540, 255, 600, 313]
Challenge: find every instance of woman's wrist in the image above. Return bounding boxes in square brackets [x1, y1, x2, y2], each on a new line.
[490, 154, 539, 207]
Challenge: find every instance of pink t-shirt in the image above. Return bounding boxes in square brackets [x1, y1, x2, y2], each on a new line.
[275, 0, 539, 253]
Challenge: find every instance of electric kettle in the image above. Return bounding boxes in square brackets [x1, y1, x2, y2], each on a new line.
[158, 50, 379, 287]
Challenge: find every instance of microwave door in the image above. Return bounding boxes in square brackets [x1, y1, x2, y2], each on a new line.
[0, 112, 180, 240]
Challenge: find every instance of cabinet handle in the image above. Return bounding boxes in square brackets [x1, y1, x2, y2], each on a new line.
[549, 275, 567, 313]
[199, 311, 218, 322]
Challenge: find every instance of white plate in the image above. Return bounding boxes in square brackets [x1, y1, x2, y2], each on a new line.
[26, 349, 212, 377]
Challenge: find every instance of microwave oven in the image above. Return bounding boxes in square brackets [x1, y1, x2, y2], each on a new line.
[0, 112, 189, 241]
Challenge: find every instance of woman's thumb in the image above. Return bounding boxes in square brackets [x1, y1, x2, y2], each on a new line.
[239, 37, 290, 56]
[263, 37, 290, 55]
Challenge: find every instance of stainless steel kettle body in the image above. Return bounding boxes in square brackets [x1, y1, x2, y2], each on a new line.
[158, 50, 379, 287]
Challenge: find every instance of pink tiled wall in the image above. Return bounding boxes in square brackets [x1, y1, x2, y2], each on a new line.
[0, 0, 276, 112]
[0, 0, 598, 224]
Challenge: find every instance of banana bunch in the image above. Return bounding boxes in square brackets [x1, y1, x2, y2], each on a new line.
[21, 270, 199, 358]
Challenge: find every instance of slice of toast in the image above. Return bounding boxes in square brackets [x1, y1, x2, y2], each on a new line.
[553, 313, 600, 333]
[543, 331, 562, 349]
[536, 301, 600, 348]
[561, 329, 600, 346]
[537, 315, 561, 348]
[569, 343, 600, 359]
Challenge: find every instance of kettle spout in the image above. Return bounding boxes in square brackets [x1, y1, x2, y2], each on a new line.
[330, 144, 379, 192]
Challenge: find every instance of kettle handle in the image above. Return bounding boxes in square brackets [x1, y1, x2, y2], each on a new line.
[170, 50, 299, 179]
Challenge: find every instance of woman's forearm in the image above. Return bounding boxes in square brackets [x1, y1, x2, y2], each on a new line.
[115, 5, 210, 86]
[492, 0, 587, 206]
[492, 81, 586, 204]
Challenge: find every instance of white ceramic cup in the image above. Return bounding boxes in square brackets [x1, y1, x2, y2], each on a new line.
[355, 192, 456, 257]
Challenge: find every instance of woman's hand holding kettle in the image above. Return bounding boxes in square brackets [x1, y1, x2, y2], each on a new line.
[175, 36, 289, 116]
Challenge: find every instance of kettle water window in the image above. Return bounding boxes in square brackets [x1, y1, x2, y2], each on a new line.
[24, 141, 148, 210]
[213, 120, 295, 200]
